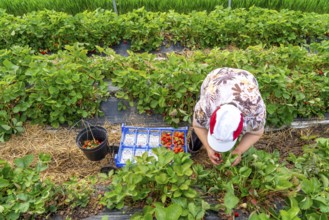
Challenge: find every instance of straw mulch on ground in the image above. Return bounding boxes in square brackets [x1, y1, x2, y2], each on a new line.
[0, 122, 121, 183]
[0, 122, 329, 184]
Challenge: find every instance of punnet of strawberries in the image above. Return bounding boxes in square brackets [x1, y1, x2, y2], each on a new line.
[161, 131, 185, 153]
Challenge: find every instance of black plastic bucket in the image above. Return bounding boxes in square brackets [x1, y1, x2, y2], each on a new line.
[76, 126, 109, 161]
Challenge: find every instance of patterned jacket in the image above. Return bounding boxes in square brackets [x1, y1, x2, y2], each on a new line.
[194, 67, 266, 133]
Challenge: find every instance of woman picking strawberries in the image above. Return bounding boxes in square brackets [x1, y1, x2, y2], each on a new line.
[189, 67, 266, 166]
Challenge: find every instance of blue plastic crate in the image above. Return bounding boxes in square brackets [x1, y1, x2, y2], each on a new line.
[115, 123, 189, 168]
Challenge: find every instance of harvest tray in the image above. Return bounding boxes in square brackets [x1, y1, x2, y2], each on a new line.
[115, 123, 189, 167]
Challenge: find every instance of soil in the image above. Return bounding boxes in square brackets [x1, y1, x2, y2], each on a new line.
[0, 123, 328, 219]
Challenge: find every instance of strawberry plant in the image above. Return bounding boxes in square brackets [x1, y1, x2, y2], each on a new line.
[23, 10, 76, 52]
[256, 66, 298, 126]
[74, 9, 122, 50]
[0, 46, 34, 141]
[100, 147, 210, 219]
[0, 154, 56, 219]
[0, 154, 103, 219]
[287, 138, 329, 180]
[165, 10, 210, 49]
[122, 8, 167, 51]
[193, 148, 297, 216]
[59, 176, 97, 211]
[286, 139, 329, 218]
[111, 52, 206, 126]
[0, 10, 27, 49]
[22, 43, 108, 127]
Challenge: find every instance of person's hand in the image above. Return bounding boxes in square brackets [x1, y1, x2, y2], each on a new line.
[231, 151, 242, 166]
[207, 148, 223, 165]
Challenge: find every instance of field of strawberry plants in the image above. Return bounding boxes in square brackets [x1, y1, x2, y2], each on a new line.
[0, 7, 328, 52]
[0, 4, 329, 220]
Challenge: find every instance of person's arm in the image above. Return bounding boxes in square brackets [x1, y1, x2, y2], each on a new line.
[231, 128, 264, 166]
[192, 124, 223, 165]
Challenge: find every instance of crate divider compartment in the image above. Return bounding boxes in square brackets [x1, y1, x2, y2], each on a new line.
[134, 147, 149, 159]
[117, 146, 134, 166]
[122, 127, 137, 146]
[148, 129, 161, 148]
[136, 129, 149, 148]
[160, 130, 173, 150]
[173, 130, 187, 151]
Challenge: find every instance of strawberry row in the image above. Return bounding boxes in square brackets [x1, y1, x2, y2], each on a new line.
[0, 7, 328, 53]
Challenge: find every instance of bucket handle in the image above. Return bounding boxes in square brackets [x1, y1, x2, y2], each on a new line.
[70, 119, 109, 146]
